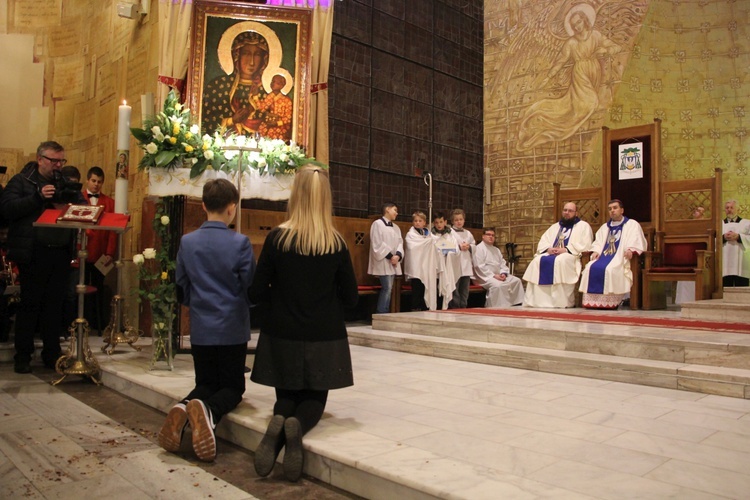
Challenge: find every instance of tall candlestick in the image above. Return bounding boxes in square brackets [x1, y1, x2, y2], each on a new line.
[116, 100, 131, 214]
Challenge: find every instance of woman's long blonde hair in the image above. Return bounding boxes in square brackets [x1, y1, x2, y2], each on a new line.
[275, 164, 345, 255]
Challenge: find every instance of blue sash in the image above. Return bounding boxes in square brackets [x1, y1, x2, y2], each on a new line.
[538, 224, 573, 285]
[586, 218, 627, 294]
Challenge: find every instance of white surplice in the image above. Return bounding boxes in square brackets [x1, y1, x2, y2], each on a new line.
[473, 242, 525, 308]
[404, 227, 444, 310]
[579, 218, 647, 298]
[722, 219, 750, 279]
[368, 217, 403, 276]
[523, 219, 593, 308]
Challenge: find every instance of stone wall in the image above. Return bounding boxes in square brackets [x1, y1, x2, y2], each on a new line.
[328, 0, 485, 225]
[484, 0, 749, 274]
[0, 0, 159, 257]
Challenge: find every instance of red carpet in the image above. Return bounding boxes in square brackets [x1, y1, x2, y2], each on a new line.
[438, 308, 750, 334]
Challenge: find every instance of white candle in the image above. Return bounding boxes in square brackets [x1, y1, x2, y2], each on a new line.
[117, 101, 132, 150]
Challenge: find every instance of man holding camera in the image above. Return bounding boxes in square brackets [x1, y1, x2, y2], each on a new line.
[0, 141, 83, 373]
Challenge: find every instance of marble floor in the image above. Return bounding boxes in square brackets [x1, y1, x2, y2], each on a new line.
[2, 315, 750, 499]
[0, 362, 356, 499]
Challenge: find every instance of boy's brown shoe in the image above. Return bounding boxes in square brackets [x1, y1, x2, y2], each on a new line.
[187, 399, 217, 462]
[158, 403, 188, 452]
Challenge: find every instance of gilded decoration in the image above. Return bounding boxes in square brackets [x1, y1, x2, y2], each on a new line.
[484, 0, 749, 275]
[484, 0, 647, 271]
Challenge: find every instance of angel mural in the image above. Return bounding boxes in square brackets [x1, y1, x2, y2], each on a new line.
[503, 1, 644, 152]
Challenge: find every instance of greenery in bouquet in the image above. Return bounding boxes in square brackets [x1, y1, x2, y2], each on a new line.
[131, 90, 211, 172]
[190, 134, 326, 179]
[133, 199, 177, 362]
[131, 90, 326, 179]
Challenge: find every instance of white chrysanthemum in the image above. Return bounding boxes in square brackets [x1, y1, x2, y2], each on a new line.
[190, 124, 200, 135]
[160, 215, 170, 225]
[145, 143, 158, 154]
[133, 254, 145, 265]
[143, 248, 157, 259]
[204, 150, 214, 160]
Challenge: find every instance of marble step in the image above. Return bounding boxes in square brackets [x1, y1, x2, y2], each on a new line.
[348, 326, 750, 400]
[371, 312, 750, 370]
[96, 345, 440, 500]
[720, 287, 750, 304]
[681, 298, 750, 323]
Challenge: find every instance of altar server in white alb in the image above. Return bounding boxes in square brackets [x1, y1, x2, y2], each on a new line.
[404, 211, 443, 311]
[368, 202, 404, 313]
[431, 211, 459, 309]
[579, 199, 647, 309]
[722, 199, 750, 287]
[473, 228, 525, 307]
[523, 202, 593, 308]
[448, 208, 476, 309]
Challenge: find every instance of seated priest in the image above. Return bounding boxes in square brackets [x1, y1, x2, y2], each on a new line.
[722, 199, 750, 287]
[523, 202, 593, 308]
[579, 199, 647, 309]
[472, 228, 525, 308]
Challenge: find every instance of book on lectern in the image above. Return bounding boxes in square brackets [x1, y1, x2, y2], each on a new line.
[57, 204, 104, 224]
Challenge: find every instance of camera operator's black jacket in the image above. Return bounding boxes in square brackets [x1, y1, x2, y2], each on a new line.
[0, 164, 79, 264]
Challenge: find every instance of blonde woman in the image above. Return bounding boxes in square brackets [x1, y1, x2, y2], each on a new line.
[249, 165, 358, 481]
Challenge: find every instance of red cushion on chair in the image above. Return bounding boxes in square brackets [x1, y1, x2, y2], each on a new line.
[663, 242, 706, 267]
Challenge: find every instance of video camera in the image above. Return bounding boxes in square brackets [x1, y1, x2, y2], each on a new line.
[51, 170, 83, 204]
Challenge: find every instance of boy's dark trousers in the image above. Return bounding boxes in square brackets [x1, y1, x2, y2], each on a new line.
[185, 343, 247, 423]
[410, 278, 427, 311]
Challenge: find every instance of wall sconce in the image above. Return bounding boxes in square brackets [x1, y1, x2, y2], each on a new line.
[117, 0, 149, 19]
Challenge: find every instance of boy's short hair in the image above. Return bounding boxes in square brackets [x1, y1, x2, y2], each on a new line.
[203, 179, 239, 212]
[87, 166, 105, 180]
[432, 211, 445, 221]
[451, 208, 466, 221]
[412, 211, 427, 221]
[382, 202, 397, 214]
[60, 165, 81, 181]
[482, 227, 496, 235]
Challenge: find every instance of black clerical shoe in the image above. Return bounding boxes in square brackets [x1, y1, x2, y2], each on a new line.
[283, 417, 304, 482]
[255, 414, 285, 477]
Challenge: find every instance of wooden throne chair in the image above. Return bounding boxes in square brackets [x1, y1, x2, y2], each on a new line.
[641, 169, 722, 310]
[553, 120, 663, 309]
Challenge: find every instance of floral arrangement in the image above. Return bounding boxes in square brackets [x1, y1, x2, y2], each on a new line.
[130, 90, 325, 179]
[133, 198, 177, 368]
